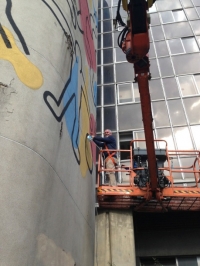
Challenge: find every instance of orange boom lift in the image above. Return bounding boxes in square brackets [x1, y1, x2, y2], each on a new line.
[96, 0, 200, 212]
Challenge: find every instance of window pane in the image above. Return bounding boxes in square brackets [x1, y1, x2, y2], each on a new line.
[172, 10, 187, 22]
[190, 20, 200, 35]
[156, 0, 182, 11]
[118, 83, 133, 103]
[150, 12, 160, 25]
[159, 57, 174, 77]
[155, 41, 169, 57]
[160, 11, 174, 23]
[172, 53, 200, 75]
[104, 84, 115, 105]
[116, 62, 134, 83]
[194, 74, 200, 91]
[183, 97, 200, 123]
[163, 22, 192, 38]
[182, 37, 199, 53]
[103, 65, 114, 84]
[152, 101, 170, 127]
[193, 0, 200, 6]
[103, 19, 112, 32]
[156, 128, 175, 149]
[118, 104, 143, 130]
[163, 77, 180, 98]
[191, 125, 200, 149]
[174, 127, 193, 149]
[96, 108, 102, 132]
[97, 50, 101, 65]
[133, 83, 140, 102]
[149, 79, 164, 100]
[97, 66, 101, 85]
[151, 25, 165, 40]
[115, 47, 126, 62]
[97, 86, 101, 106]
[103, 33, 113, 48]
[103, 48, 113, 64]
[149, 43, 156, 58]
[178, 75, 197, 96]
[168, 99, 187, 125]
[168, 39, 184, 54]
[177, 257, 198, 266]
[150, 59, 160, 78]
[104, 106, 116, 130]
[181, 0, 193, 8]
[184, 8, 199, 20]
[103, 8, 111, 20]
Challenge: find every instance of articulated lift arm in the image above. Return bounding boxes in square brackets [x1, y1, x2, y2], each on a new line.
[119, 0, 159, 193]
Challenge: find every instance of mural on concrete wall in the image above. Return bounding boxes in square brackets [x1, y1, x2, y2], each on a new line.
[0, 0, 43, 89]
[43, 0, 97, 176]
[0, 0, 97, 176]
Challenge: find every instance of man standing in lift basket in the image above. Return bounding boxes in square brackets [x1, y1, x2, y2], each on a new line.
[92, 129, 118, 186]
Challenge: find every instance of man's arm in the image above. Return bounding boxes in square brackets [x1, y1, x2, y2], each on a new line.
[93, 136, 112, 144]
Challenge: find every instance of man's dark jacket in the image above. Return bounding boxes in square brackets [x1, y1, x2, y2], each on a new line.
[93, 135, 117, 158]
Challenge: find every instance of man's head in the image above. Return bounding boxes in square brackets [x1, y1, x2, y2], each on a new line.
[104, 129, 112, 137]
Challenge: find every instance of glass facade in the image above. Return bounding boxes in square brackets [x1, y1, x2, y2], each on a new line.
[97, 0, 200, 189]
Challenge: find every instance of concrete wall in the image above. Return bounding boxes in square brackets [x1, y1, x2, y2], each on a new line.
[95, 210, 136, 266]
[0, 1, 97, 265]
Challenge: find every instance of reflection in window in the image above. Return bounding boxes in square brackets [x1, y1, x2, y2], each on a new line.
[156, 128, 175, 149]
[167, 99, 187, 126]
[151, 25, 165, 41]
[168, 39, 184, 54]
[103, 32, 113, 48]
[190, 20, 200, 35]
[134, 131, 146, 149]
[193, 0, 200, 6]
[104, 84, 115, 105]
[103, 19, 112, 32]
[152, 101, 170, 127]
[103, 8, 111, 20]
[182, 37, 199, 53]
[115, 47, 126, 62]
[115, 62, 135, 83]
[174, 127, 193, 149]
[156, 0, 182, 12]
[150, 59, 160, 78]
[178, 75, 197, 96]
[160, 11, 174, 23]
[97, 86, 102, 106]
[103, 48, 113, 64]
[104, 106, 116, 130]
[159, 57, 174, 77]
[149, 43, 156, 58]
[163, 22, 192, 39]
[150, 12, 160, 25]
[172, 9, 187, 21]
[172, 53, 200, 75]
[149, 79, 164, 100]
[194, 74, 200, 92]
[163, 77, 180, 98]
[119, 132, 133, 160]
[118, 83, 133, 103]
[133, 83, 140, 102]
[183, 97, 200, 124]
[96, 108, 102, 132]
[181, 0, 193, 8]
[184, 8, 199, 20]
[155, 40, 169, 57]
[103, 65, 114, 84]
[191, 125, 200, 149]
[118, 104, 143, 130]
[177, 256, 198, 266]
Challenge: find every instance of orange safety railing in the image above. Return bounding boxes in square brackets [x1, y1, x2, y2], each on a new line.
[96, 140, 200, 211]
